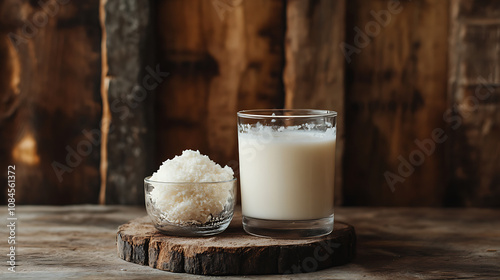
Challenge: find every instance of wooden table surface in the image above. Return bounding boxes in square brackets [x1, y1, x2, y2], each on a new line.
[1, 206, 499, 279]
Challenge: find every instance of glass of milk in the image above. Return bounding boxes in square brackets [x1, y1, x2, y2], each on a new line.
[237, 109, 337, 238]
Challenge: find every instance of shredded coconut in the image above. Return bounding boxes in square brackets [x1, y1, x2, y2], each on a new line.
[149, 150, 234, 224]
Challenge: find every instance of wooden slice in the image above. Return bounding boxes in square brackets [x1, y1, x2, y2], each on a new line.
[117, 210, 356, 275]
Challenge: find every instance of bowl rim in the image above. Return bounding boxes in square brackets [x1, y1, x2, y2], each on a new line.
[144, 176, 237, 185]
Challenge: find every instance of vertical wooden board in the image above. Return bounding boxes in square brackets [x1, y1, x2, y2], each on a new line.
[0, 0, 102, 204]
[448, 0, 500, 206]
[284, 0, 345, 205]
[237, 0, 285, 112]
[155, 0, 217, 165]
[155, 0, 285, 169]
[343, 0, 449, 206]
[0, 1, 25, 206]
[201, 0, 246, 168]
[101, 0, 156, 204]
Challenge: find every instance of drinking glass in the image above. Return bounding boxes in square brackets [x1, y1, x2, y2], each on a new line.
[237, 109, 337, 238]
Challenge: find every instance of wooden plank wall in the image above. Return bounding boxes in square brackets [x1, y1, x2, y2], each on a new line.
[0, 0, 102, 204]
[448, 0, 500, 206]
[0, 0, 498, 206]
[343, 0, 450, 206]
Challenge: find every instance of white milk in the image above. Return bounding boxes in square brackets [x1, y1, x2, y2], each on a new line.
[238, 129, 335, 220]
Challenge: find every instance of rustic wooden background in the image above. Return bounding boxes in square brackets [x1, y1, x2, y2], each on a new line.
[0, 0, 498, 207]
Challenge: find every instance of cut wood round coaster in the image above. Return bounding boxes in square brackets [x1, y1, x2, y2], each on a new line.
[117, 210, 356, 275]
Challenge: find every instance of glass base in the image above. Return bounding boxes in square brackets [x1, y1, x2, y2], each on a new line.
[153, 215, 232, 237]
[242, 215, 334, 239]
[154, 224, 230, 237]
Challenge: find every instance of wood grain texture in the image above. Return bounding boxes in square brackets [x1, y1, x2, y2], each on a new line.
[0, 0, 102, 204]
[2, 205, 499, 279]
[448, 0, 500, 206]
[155, 0, 285, 171]
[117, 211, 356, 275]
[284, 0, 345, 206]
[100, 0, 156, 204]
[343, 0, 450, 206]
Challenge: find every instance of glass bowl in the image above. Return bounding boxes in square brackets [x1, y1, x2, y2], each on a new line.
[144, 176, 236, 236]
